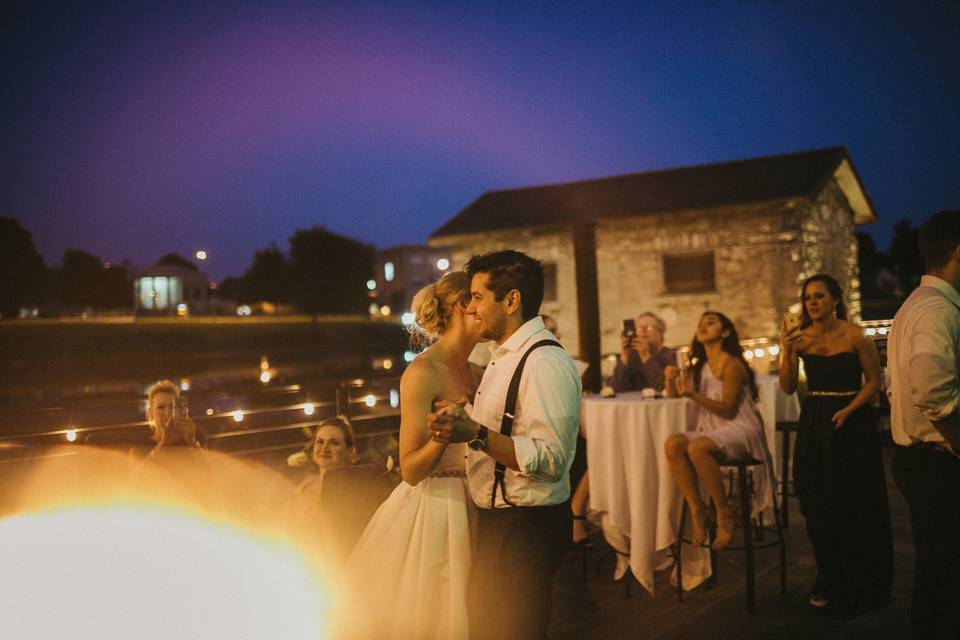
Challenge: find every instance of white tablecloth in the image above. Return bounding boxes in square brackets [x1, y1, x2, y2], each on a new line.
[582, 380, 799, 594]
[756, 375, 801, 478]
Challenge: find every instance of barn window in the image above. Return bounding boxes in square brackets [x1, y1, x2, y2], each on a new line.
[542, 263, 558, 302]
[663, 252, 716, 293]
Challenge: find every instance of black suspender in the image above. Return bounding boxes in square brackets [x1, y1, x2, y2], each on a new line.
[490, 339, 562, 508]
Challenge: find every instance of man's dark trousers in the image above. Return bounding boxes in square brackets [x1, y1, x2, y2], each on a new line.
[893, 444, 960, 640]
[467, 501, 570, 640]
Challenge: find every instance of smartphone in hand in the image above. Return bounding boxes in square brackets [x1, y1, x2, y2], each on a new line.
[622, 318, 637, 340]
[783, 311, 801, 334]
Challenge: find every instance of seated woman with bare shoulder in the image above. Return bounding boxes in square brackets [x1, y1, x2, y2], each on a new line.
[334, 271, 480, 640]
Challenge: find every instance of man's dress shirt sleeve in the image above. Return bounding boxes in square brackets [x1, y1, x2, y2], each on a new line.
[909, 305, 960, 422]
[511, 353, 581, 482]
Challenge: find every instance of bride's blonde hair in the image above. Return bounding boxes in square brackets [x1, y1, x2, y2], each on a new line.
[409, 271, 470, 348]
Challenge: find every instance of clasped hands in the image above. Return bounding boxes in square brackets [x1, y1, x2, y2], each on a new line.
[427, 399, 480, 444]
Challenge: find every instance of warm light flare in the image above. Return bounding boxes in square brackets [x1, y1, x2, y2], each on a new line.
[65, 429, 78, 443]
[0, 508, 325, 639]
[232, 410, 245, 422]
[0, 448, 334, 640]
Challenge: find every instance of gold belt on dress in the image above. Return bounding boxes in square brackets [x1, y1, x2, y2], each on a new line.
[430, 470, 466, 478]
[807, 390, 858, 397]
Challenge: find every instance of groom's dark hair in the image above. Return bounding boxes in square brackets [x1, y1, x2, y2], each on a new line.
[465, 250, 544, 321]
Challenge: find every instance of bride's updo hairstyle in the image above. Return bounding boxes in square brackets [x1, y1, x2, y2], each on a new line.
[409, 271, 471, 349]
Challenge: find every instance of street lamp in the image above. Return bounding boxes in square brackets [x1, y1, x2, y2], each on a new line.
[195, 250, 208, 261]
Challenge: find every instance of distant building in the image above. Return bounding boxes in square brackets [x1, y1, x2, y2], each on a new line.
[373, 245, 452, 315]
[134, 263, 213, 316]
[429, 147, 876, 389]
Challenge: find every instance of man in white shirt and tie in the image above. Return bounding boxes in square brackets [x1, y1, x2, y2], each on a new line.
[889, 209, 960, 639]
[430, 250, 581, 640]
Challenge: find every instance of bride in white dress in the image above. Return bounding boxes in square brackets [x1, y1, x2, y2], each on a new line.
[336, 271, 479, 640]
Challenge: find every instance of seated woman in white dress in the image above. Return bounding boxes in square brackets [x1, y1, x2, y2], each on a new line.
[664, 311, 775, 550]
[335, 270, 479, 640]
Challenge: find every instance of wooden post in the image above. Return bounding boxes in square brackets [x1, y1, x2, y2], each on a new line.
[572, 224, 602, 392]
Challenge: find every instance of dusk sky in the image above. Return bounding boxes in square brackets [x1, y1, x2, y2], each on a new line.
[3, 1, 958, 280]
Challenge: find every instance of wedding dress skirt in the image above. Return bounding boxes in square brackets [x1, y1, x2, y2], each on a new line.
[336, 444, 473, 640]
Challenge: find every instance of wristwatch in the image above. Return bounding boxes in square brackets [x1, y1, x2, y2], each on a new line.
[468, 426, 489, 452]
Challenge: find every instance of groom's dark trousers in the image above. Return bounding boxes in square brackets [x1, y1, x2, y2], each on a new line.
[468, 501, 570, 640]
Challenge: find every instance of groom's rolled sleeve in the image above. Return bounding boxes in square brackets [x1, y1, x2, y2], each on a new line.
[511, 354, 582, 482]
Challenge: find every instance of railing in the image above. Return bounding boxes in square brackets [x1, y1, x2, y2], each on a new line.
[0, 376, 403, 468]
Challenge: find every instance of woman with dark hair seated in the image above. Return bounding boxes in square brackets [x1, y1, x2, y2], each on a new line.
[664, 311, 775, 550]
[780, 273, 892, 617]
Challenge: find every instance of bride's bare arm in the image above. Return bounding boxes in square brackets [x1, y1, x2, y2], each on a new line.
[399, 360, 451, 485]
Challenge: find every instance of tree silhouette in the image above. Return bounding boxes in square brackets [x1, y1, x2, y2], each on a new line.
[57, 249, 131, 311]
[856, 232, 890, 298]
[244, 244, 292, 304]
[0, 216, 49, 318]
[289, 226, 373, 315]
[888, 219, 924, 297]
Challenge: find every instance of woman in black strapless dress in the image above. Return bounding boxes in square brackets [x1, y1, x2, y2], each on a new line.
[780, 274, 893, 618]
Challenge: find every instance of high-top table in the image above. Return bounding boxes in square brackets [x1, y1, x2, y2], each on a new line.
[582, 376, 799, 594]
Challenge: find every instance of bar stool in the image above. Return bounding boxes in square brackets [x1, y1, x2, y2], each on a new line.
[675, 454, 786, 613]
[776, 421, 800, 527]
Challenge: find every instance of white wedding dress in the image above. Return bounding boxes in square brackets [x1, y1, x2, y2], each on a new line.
[336, 442, 474, 640]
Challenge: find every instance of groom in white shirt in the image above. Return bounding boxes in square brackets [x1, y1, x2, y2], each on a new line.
[429, 250, 581, 640]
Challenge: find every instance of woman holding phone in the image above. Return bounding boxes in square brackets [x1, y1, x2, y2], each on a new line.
[144, 379, 202, 452]
[779, 274, 892, 618]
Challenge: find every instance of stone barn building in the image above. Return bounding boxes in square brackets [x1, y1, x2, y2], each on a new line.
[428, 147, 876, 390]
